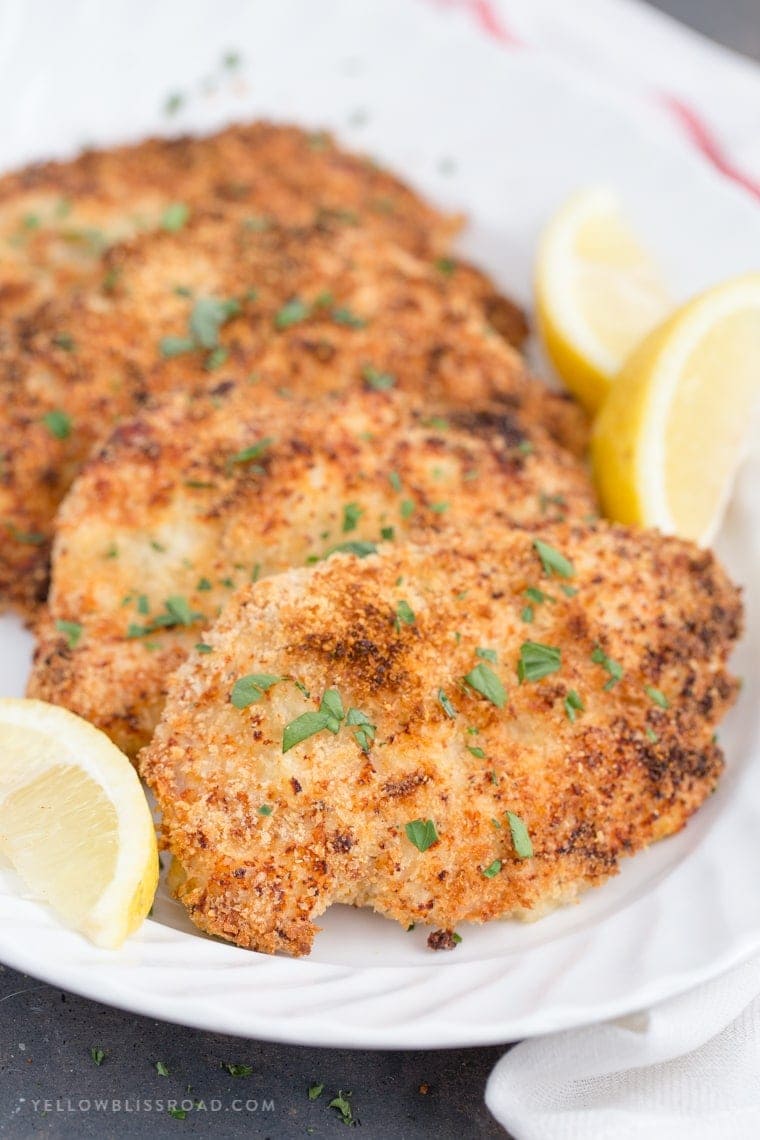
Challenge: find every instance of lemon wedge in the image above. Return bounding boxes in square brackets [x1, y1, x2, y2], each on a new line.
[592, 274, 760, 544]
[536, 187, 672, 412]
[0, 698, 158, 947]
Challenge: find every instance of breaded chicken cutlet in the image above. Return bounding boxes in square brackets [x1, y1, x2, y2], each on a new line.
[28, 385, 597, 755]
[1, 215, 581, 616]
[1, 120, 527, 337]
[139, 523, 741, 956]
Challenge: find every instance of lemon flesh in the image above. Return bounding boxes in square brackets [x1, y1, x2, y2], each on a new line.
[536, 187, 672, 413]
[592, 274, 760, 544]
[0, 699, 158, 947]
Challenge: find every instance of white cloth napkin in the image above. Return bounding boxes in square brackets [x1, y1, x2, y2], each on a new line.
[465, 1, 760, 1136]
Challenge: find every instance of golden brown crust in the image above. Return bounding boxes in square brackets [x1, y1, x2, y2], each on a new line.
[139, 523, 742, 955]
[28, 385, 597, 755]
[0, 212, 579, 617]
[0, 121, 461, 317]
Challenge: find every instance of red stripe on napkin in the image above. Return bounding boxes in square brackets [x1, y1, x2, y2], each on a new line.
[660, 95, 760, 200]
[427, 0, 760, 201]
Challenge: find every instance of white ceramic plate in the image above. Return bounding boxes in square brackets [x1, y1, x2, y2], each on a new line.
[1, 0, 759, 1048]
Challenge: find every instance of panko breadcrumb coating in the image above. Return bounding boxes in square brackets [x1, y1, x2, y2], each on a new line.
[139, 523, 741, 956]
[28, 385, 597, 755]
[0, 213, 569, 617]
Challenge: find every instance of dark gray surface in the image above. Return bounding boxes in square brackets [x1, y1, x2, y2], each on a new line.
[1, 4, 757, 1139]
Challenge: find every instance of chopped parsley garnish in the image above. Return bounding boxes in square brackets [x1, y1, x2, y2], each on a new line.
[517, 641, 562, 683]
[283, 711, 333, 752]
[159, 335, 195, 358]
[388, 470, 402, 493]
[282, 689, 344, 752]
[533, 538, 575, 579]
[466, 745, 486, 758]
[506, 811, 533, 859]
[325, 540, 377, 558]
[195, 643, 213, 654]
[55, 619, 82, 648]
[164, 91, 183, 115]
[564, 689, 584, 722]
[434, 256, 456, 276]
[160, 295, 240, 359]
[342, 502, 363, 533]
[126, 595, 203, 638]
[197, 577, 212, 591]
[346, 707, 376, 752]
[463, 663, 506, 708]
[329, 1091, 356, 1127]
[222, 1061, 253, 1077]
[476, 647, 498, 663]
[380, 525, 395, 541]
[275, 298, 310, 329]
[204, 345, 229, 371]
[161, 203, 190, 232]
[231, 673, 283, 709]
[400, 498, 415, 520]
[165, 596, 195, 625]
[308, 1083, 324, 1100]
[645, 685, 669, 708]
[52, 332, 75, 351]
[6, 523, 45, 545]
[521, 606, 534, 623]
[438, 689, 457, 718]
[42, 409, 71, 439]
[395, 599, 415, 627]
[228, 437, 273, 468]
[430, 501, 449, 514]
[525, 586, 554, 605]
[191, 296, 240, 348]
[561, 584, 578, 598]
[591, 645, 623, 690]
[258, 804, 273, 817]
[423, 416, 450, 431]
[362, 365, 395, 390]
[331, 306, 366, 328]
[90, 1047, 106, 1067]
[646, 727, 659, 743]
[482, 859, 502, 878]
[517, 439, 534, 455]
[156, 1061, 170, 1077]
[405, 819, 438, 852]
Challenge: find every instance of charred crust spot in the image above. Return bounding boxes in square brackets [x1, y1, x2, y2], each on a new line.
[330, 833, 355, 853]
[449, 408, 526, 450]
[381, 771, 429, 798]
[290, 777, 302, 794]
[427, 929, 459, 951]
